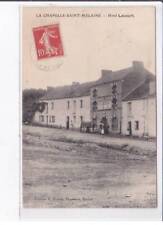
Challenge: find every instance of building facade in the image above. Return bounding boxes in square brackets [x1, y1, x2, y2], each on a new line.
[121, 80, 156, 137]
[122, 96, 156, 137]
[33, 61, 156, 137]
[89, 61, 156, 135]
[34, 95, 91, 129]
[90, 80, 122, 134]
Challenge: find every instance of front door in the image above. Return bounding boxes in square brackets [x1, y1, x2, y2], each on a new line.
[128, 121, 132, 135]
[66, 116, 69, 129]
[101, 116, 108, 134]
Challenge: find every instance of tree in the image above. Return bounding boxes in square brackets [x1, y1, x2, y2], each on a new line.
[23, 88, 46, 123]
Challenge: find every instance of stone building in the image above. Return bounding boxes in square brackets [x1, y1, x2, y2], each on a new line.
[33, 82, 94, 129]
[33, 61, 156, 137]
[90, 61, 155, 134]
[121, 79, 156, 137]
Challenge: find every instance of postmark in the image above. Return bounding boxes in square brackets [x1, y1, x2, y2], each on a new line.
[32, 24, 64, 60]
[30, 44, 64, 72]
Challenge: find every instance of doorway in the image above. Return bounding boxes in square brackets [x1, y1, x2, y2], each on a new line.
[66, 116, 70, 129]
[101, 116, 108, 134]
[128, 121, 132, 135]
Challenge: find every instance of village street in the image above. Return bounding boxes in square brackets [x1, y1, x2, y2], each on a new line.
[23, 125, 157, 208]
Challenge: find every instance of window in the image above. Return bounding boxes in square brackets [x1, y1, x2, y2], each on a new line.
[93, 89, 97, 97]
[112, 96, 117, 105]
[52, 116, 55, 123]
[127, 102, 132, 114]
[80, 116, 83, 122]
[112, 82, 117, 87]
[103, 102, 107, 110]
[73, 100, 76, 110]
[112, 82, 117, 94]
[103, 100, 112, 109]
[135, 121, 139, 130]
[112, 117, 118, 130]
[45, 103, 48, 114]
[67, 101, 70, 109]
[80, 99, 83, 108]
[108, 101, 112, 109]
[73, 115, 76, 123]
[127, 121, 132, 135]
[49, 116, 51, 123]
[112, 96, 117, 110]
[51, 102, 54, 110]
[39, 115, 44, 122]
[98, 101, 104, 110]
[93, 101, 97, 111]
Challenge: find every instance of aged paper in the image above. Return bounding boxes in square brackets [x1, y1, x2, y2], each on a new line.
[22, 5, 157, 209]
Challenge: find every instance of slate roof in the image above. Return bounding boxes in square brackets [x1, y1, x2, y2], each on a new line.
[41, 81, 96, 100]
[41, 63, 155, 101]
[96, 67, 133, 85]
[121, 68, 155, 99]
[123, 79, 156, 101]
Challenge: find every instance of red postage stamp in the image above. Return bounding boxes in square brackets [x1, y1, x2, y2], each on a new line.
[32, 24, 64, 60]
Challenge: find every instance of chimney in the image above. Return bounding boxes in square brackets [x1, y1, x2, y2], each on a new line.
[47, 86, 55, 92]
[132, 61, 144, 71]
[101, 70, 112, 79]
[72, 82, 80, 86]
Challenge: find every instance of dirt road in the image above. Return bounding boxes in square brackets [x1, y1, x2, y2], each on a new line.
[23, 125, 157, 208]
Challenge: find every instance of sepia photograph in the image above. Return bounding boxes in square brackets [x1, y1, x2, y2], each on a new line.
[22, 5, 157, 209]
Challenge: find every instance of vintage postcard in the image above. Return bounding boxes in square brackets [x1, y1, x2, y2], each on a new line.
[21, 3, 159, 214]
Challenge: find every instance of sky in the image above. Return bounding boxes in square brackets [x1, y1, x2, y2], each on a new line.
[22, 6, 155, 89]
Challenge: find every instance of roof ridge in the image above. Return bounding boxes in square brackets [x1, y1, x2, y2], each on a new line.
[102, 66, 132, 73]
[40, 65, 154, 101]
[47, 80, 96, 90]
